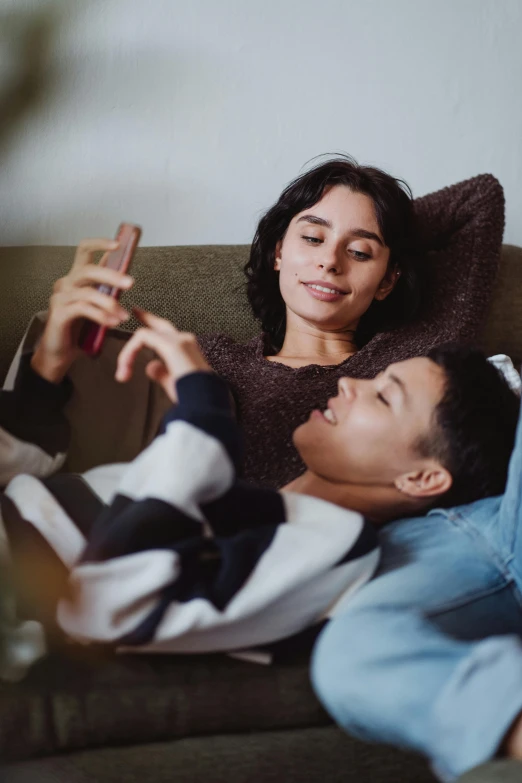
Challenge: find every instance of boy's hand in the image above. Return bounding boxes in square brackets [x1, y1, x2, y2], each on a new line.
[115, 308, 211, 403]
[31, 238, 134, 383]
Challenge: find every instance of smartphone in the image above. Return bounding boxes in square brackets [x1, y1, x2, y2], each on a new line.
[79, 223, 142, 356]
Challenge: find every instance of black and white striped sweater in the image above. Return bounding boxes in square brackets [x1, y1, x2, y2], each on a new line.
[0, 354, 71, 485]
[1, 355, 379, 674]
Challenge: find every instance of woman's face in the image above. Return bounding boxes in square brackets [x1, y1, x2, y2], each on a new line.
[275, 185, 397, 334]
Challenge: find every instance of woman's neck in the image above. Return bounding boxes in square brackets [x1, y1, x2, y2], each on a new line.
[267, 318, 358, 367]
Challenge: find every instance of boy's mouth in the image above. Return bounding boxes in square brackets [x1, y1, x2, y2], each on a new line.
[323, 407, 337, 424]
[311, 405, 338, 425]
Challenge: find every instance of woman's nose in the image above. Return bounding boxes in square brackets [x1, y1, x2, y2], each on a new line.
[318, 261, 338, 273]
[317, 247, 342, 274]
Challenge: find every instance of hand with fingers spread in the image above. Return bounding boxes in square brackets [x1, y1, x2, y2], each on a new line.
[31, 238, 134, 383]
[115, 308, 212, 403]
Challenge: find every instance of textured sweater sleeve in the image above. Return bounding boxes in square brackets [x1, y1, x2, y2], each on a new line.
[413, 173, 505, 342]
[0, 353, 71, 487]
[197, 333, 226, 363]
[362, 174, 505, 370]
[414, 173, 505, 253]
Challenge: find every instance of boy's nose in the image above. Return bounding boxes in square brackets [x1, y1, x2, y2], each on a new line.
[338, 376, 356, 400]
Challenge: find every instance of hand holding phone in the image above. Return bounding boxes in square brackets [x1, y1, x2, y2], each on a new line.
[79, 223, 142, 356]
[30, 235, 136, 384]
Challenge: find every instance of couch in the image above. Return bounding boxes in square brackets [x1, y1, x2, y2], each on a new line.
[1, 242, 521, 783]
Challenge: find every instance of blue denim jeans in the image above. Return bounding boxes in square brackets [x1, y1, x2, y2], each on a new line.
[311, 406, 522, 782]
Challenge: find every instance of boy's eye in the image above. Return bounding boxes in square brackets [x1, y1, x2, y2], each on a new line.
[377, 392, 389, 407]
[302, 235, 323, 245]
[352, 249, 371, 261]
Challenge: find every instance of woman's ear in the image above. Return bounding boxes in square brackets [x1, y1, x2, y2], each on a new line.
[374, 266, 400, 302]
[274, 240, 282, 271]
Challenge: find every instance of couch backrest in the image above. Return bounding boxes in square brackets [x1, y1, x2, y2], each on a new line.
[478, 244, 522, 363]
[1, 243, 521, 383]
[0, 245, 255, 382]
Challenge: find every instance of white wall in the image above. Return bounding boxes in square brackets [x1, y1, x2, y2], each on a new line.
[1, 0, 522, 246]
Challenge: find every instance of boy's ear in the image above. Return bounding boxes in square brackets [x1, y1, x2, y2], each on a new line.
[374, 266, 400, 302]
[394, 463, 452, 500]
[274, 241, 282, 271]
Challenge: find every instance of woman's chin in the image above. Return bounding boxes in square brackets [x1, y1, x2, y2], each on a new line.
[284, 296, 358, 330]
[292, 309, 358, 333]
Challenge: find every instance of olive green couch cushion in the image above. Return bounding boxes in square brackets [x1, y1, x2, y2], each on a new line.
[458, 760, 522, 783]
[0, 647, 326, 762]
[0, 649, 436, 781]
[3, 730, 436, 783]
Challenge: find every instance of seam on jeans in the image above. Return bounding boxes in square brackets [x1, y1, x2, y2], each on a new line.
[422, 510, 516, 616]
[445, 509, 515, 583]
[497, 558, 522, 612]
[426, 579, 513, 618]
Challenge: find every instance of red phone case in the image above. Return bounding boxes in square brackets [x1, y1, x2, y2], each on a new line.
[79, 223, 141, 356]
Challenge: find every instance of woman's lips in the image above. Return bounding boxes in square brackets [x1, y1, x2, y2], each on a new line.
[302, 281, 347, 302]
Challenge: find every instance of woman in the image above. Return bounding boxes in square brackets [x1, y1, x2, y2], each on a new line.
[29, 156, 504, 488]
[195, 157, 503, 486]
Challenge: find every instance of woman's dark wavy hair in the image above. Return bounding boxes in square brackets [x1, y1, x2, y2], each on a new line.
[244, 155, 421, 351]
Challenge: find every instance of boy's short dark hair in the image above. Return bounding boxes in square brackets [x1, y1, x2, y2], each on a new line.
[418, 344, 520, 508]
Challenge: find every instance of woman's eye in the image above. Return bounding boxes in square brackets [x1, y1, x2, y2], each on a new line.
[351, 249, 371, 261]
[377, 392, 389, 407]
[302, 235, 323, 245]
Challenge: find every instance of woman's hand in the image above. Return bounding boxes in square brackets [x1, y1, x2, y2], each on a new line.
[115, 308, 211, 403]
[31, 238, 134, 383]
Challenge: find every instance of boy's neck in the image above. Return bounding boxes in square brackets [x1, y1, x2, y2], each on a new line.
[283, 471, 417, 525]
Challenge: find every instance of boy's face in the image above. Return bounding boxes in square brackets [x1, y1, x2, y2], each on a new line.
[293, 358, 447, 487]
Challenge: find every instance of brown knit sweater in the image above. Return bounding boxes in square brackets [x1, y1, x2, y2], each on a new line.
[199, 174, 505, 489]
